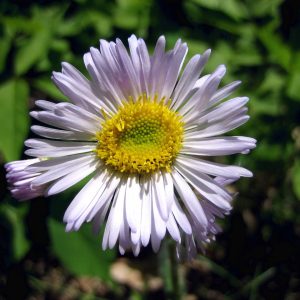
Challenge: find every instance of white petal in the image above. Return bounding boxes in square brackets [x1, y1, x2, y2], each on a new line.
[167, 213, 181, 243]
[125, 176, 142, 233]
[31, 156, 96, 186]
[53, 102, 103, 124]
[140, 177, 152, 247]
[202, 200, 226, 219]
[87, 173, 122, 222]
[176, 155, 253, 178]
[5, 158, 40, 171]
[118, 207, 130, 254]
[61, 62, 90, 87]
[160, 42, 188, 100]
[132, 241, 141, 256]
[181, 136, 256, 156]
[214, 176, 238, 186]
[45, 159, 99, 196]
[172, 196, 192, 235]
[26, 153, 91, 172]
[52, 70, 101, 113]
[30, 110, 97, 134]
[63, 169, 109, 223]
[210, 80, 241, 105]
[102, 190, 117, 251]
[83, 52, 118, 114]
[108, 179, 127, 249]
[162, 171, 175, 213]
[172, 170, 208, 228]
[152, 172, 169, 221]
[192, 97, 249, 128]
[25, 138, 95, 149]
[25, 139, 96, 157]
[90, 199, 111, 235]
[115, 38, 140, 98]
[151, 179, 167, 239]
[35, 100, 56, 111]
[184, 115, 250, 139]
[31, 125, 94, 141]
[180, 65, 226, 120]
[184, 96, 249, 134]
[193, 74, 211, 89]
[176, 161, 233, 202]
[137, 38, 151, 94]
[148, 36, 166, 98]
[128, 35, 140, 71]
[171, 49, 211, 111]
[175, 164, 232, 211]
[150, 220, 161, 253]
[89, 47, 125, 106]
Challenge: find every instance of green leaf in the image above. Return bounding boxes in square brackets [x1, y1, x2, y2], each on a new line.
[258, 24, 292, 70]
[49, 218, 116, 281]
[2, 16, 36, 37]
[0, 79, 29, 161]
[246, 0, 283, 18]
[190, 0, 248, 20]
[14, 27, 52, 75]
[292, 159, 300, 200]
[258, 69, 285, 95]
[252, 141, 282, 162]
[56, 10, 112, 38]
[13, 6, 69, 75]
[113, 0, 151, 33]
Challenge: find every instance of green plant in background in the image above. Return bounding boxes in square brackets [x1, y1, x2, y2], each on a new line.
[1, 0, 300, 299]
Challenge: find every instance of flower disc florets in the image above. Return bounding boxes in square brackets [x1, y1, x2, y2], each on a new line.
[96, 95, 184, 174]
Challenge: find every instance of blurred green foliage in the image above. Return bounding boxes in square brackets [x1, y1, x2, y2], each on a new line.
[1, 0, 300, 299]
[49, 219, 115, 280]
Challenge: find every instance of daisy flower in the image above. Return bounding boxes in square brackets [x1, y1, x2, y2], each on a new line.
[6, 35, 256, 259]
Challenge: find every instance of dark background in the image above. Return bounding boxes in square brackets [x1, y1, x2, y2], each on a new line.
[1, 0, 300, 299]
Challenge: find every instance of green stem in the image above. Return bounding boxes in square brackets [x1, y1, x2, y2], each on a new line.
[168, 241, 181, 300]
[159, 240, 184, 300]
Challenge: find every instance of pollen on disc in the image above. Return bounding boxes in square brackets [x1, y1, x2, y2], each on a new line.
[95, 96, 184, 174]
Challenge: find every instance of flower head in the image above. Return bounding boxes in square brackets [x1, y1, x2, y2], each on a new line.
[6, 35, 256, 259]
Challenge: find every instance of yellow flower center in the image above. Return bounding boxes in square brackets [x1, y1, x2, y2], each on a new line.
[95, 95, 184, 174]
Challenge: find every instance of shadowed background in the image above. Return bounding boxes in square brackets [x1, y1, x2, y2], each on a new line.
[1, 0, 300, 299]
